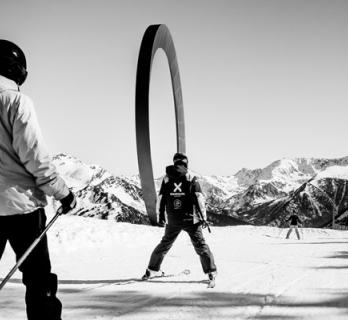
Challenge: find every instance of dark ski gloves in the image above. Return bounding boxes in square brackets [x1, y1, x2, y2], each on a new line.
[59, 191, 76, 214]
[158, 218, 166, 227]
[201, 220, 211, 233]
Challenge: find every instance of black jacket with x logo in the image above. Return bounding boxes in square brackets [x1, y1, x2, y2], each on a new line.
[157, 164, 205, 225]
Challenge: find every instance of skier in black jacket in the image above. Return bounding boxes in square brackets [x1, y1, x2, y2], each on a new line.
[142, 153, 217, 283]
[286, 214, 302, 240]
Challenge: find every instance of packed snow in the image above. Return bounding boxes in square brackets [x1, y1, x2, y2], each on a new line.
[1, 213, 348, 320]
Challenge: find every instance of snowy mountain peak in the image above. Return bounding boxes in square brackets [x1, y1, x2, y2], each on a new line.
[50, 153, 348, 227]
[234, 157, 348, 192]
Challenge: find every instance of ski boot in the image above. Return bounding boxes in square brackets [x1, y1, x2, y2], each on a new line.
[207, 271, 217, 288]
[141, 269, 164, 281]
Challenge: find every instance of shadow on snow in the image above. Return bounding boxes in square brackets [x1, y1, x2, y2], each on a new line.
[57, 289, 348, 319]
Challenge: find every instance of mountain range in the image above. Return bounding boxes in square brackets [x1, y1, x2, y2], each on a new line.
[52, 154, 348, 228]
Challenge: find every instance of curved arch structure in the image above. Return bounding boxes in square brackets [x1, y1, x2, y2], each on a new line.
[135, 24, 186, 225]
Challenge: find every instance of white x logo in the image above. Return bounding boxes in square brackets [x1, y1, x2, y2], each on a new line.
[174, 182, 182, 192]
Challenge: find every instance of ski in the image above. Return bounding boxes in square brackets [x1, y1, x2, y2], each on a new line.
[142, 269, 190, 281]
[207, 278, 216, 288]
[166, 268, 191, 278]
[141, 270, 165, 281]
[207, 272, 216, 288]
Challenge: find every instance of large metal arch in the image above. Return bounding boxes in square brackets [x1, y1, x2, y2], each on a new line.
[135, 24, 186, 225]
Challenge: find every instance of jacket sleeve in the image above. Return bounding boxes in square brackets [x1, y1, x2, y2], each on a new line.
[192, 177, 207, 220]
[156, 178, 166, 222]
[11, 95, 69, 200]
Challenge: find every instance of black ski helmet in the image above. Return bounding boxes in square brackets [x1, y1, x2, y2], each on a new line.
[173, 152, 188, 167]
[0, 40, 28, 86]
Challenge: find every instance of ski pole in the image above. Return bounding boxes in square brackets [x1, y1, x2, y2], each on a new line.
[203, 220, 212, 233]
[0, 207, 63, 291]
[195, 206, 211, 233]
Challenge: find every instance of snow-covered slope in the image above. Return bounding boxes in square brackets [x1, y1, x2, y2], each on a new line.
[2, 217, 348, 320]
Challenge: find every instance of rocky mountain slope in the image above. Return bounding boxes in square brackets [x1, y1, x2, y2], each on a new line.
[51, 154, 348, 228]
[52, 154, 148, 224]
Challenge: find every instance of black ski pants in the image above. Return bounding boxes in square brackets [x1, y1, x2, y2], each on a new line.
[148, 223, 217, 274]
[0, 209, 62, 320]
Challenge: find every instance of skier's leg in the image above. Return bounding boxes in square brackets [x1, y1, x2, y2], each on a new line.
[148, 224, 181, 272]
[286, 227, 293, 239]
[0, 216, 9, 259]
[0, 235, 7, 260]
[185, 224, 217, 274]
[8, 209, 62, 320]
[295, 227, 300, 240]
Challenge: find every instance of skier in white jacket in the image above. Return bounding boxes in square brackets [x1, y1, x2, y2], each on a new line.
[0, 39, 76, 320]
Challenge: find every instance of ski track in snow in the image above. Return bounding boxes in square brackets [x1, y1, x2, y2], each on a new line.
[1, 216, 348, 319]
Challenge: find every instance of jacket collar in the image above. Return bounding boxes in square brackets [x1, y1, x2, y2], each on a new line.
[165, 164, 188, 179]
[0, 75, 19, 92]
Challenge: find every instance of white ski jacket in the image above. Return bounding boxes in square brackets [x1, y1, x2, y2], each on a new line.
[0, 75, 69, 216]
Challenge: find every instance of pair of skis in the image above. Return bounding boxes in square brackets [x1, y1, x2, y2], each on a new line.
[141, 269, 215, 288]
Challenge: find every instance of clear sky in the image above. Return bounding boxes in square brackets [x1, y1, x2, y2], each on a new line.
[1, 0, 347, 177]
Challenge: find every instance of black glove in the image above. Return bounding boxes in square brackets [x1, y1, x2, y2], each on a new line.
[201, 220, 208, 228]
[157, 218, 166, 227]
[200, 220, 211, 233]
[157, 212, 166, 227]
[59, 191, 76, 214]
